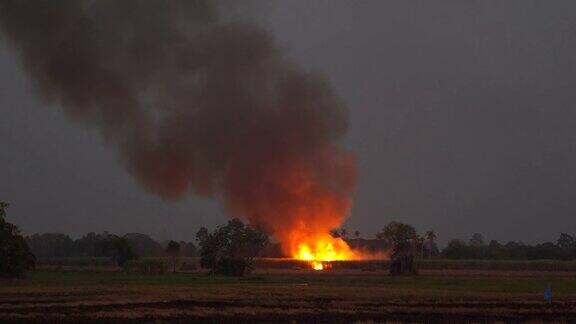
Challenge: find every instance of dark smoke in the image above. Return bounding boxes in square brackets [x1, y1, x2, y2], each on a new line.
[0, 0, 355, 243]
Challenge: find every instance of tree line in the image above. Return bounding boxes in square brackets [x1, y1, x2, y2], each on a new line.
[340, 222, 576, 261]
[442, 233, 576, 260]
[334, 221, 440, 260]
[3, 198, 576, 278]
[25, 232, 198, 260]
[26, 224, 576, 263]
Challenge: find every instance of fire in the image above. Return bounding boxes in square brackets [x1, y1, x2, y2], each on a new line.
[259, 157, 360, 271]
[227, 149, 361, 271]
[312, 261, 324, 270]
[291, 232, 360, 270]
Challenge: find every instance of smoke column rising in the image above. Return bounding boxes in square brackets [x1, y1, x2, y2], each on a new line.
[0, 0, 356, 255]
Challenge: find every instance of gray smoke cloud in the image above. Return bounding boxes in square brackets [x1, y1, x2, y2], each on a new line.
[0, 0, 356, 245]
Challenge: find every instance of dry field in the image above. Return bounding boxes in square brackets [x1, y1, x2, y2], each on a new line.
[1, 265, 576, 322]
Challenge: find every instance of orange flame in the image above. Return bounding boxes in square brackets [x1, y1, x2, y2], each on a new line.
[312, 261, 324, 270]
[293, 233, 359, 267]
[227, 147, 363, 270]
[259, 155, 361, 270]
[292, 234, 384, 270]
[272, 195, 360, 270]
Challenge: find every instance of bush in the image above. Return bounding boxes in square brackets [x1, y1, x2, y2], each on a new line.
[214, 258, 251, 276]
[111, 237, 135, 268]
[196, 219, 268, 276]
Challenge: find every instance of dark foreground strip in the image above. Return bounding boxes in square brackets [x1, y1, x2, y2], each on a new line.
[0, 299, 238, 314]
[1, 298, 574, 314]
[0, 299, 575, 323]
[0, 310, 575, 323]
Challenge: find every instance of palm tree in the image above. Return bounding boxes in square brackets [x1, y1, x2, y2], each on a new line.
[0, 201, 8, 219]
[417, 235, 425, 258]
[425, 231, 437, 259]
[166, 240, 181, 273]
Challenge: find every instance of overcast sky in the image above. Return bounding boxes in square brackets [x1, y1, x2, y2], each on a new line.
[2, 1, 576, 245]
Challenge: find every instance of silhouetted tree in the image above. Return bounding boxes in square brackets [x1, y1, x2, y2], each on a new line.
[502, 241, 528, 259]
[0, 202, 7, 218]
[378, 222, 417, 275]
[415, 234, 425, 258]
[196, 227, 209, 243]
[487, 240, 505, 259]
[0, 202, 36, 278]
[354, 230, 361, 238]
[469, 233, 485, 247]
[75, 232, 118, 257]
[466, 233, 489, 258]
[26, 233, 75, 258]
[178, 241, 198, 257]
[527, 242, 564, 260]
[425, 231, 437, 258]
[124, 233, 163, 257]
[196, 219, 268, 276]
[376, 222, 416, 246]
[165, 240, 181, 273]
[442, 239, 469, 259]
[557, 233, 576, 258]
[111, 237, 135, 268]
[557, 233, 575, 249]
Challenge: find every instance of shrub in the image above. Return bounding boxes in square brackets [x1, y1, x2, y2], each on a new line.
[214, 257, 251, 276]
[196, 219, 268, 276]
[111, 237, 136, 268]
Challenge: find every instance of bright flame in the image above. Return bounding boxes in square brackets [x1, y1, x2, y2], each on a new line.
[312, 261, 324, 270]
[291, 232, 360, 270]
[264, 161, 362, 270]
[287, 231, 386, 270]
[295, 234, 358, 262]
[234, 152, 365, 271]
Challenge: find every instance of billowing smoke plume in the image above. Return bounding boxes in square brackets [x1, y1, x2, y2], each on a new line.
[0, 0, 356, 255]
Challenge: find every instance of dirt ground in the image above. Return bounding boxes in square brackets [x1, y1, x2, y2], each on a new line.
[1, 269, 575, 323]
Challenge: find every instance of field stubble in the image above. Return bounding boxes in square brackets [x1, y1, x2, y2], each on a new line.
[1, 259, 576, 322]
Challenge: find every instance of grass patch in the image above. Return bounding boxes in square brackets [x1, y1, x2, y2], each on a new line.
[5, 270, 574, 297]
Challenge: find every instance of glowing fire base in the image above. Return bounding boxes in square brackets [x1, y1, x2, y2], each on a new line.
[292, 234, 360, 270]
[311, 261, 333, 271]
